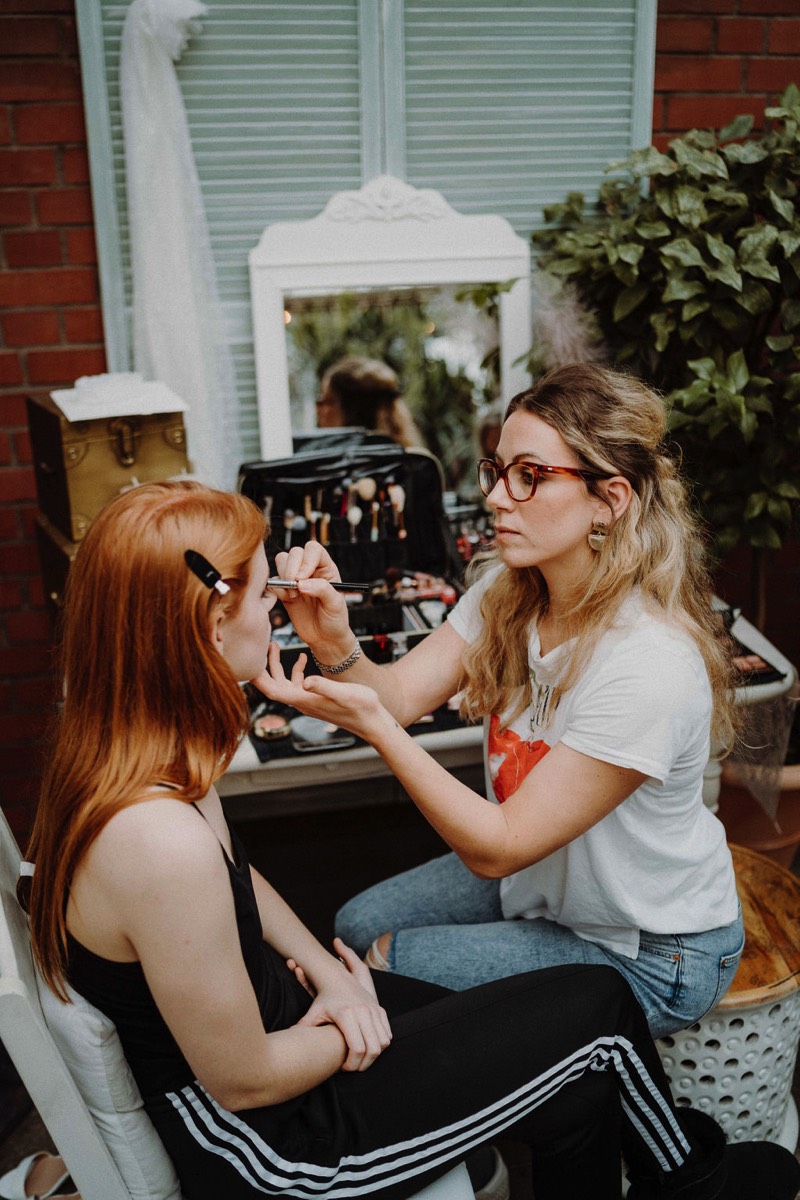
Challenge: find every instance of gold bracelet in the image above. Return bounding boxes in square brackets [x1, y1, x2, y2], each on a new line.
[311, 641, 362, 675]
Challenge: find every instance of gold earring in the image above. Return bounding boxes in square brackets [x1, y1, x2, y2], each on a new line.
[588, 521, 609, 552]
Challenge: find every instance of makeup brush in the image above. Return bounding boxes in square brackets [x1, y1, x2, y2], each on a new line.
[267, 578, 372, 592]
[355, 476, 376, 502]
[347, 504, 363, 543]
[388, 483, 407, 539]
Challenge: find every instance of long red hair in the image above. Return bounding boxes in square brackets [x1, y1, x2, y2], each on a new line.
[27, 481, 267, 996]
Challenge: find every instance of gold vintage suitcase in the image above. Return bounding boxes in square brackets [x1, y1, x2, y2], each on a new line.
[26, 394, 189, 542]
[34, 511, 80, 607]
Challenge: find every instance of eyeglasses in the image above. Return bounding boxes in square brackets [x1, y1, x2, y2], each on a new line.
[477, 458, 597, 502]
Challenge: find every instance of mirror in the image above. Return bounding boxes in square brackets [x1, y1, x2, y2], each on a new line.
[249, 176, 532, 469]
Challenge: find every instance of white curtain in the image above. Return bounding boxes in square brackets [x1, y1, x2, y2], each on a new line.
[120, 0, 243, 489]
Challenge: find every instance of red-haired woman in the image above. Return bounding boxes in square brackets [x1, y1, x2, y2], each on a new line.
[24, 482, 797, 1200]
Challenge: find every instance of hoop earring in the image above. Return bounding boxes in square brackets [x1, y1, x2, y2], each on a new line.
[588, 521, 609, 552]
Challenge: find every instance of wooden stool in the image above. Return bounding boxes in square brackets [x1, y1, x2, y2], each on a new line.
[658, 845, 800, 1147]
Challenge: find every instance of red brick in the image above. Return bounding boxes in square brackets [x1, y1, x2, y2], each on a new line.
[767, 19, 800, 53]
[0, 509, 18, 539]
[0, 62, 80, 103]
[0, 430, 10, 465]
[63, 307, 103, 343]
[0, 394, 29, 425]
[747, 56, 800, 90]
[14, 429, 31, 465]
[15, 677, 57, 710]
[658, 0, 732, 12]
[59, 14, 79, 57]
[655, 55, 742, 92]
[1, 541, 40, 572]
[651, 94, 666, 135]
[0, 352, 23, 386]
[4, 229, 62, 268]
[0, 712, 50, 741]
[62, 145, 88, 183]
[0, 16, 60, 56]
[0, 106, 10, 144]
[19, 505, 37, 538]
[0, 267, 98, 306]
[0, 146, 56, 185]
[0, 0, 72, 10]
[36, 187, 93, 224]
[0, 467, 36, 503]
[664, 94, 766, 132]
[717, 18, 766, 52]
[1, 309, 60, 347]
[0, 579, 23, 609]
[741, 0, 800, 12]
[0, 190, 32, 226]
[657, 18, 714, 53]
[14, 102, 86, 144]
[27, 346, 106, 384]
[5, 610, 54, 643]
[0, 647, 53, 676]
[66, 226, 96, 264]
[27, 575, 45, 608]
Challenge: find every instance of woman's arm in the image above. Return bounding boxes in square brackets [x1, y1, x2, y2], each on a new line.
[268, 542, 466, 726]
[247, 865, 391, 1057]
[257, 651, 646, 878]
[82, 802, 387, 1110]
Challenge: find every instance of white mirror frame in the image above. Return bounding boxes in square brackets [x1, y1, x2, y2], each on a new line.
[249, 175, 532, 460]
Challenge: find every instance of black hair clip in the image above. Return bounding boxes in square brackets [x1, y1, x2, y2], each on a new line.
[184, 549, 230, 595]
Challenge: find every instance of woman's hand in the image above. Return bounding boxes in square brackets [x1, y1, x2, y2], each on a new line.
[251, 644, 396, 744]
[297, 939, 392, 1072]
[272, 542, 353, 655]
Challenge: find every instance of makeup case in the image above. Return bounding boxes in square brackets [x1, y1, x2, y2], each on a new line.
[239, 432, 462, 582]
[238, 431, 472, 758]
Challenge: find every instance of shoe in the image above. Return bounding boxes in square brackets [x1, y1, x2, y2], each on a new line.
[626, 1108, 800, 1199]
[474, 1146, 510, 1200]
[0, 1153, 72, 1200]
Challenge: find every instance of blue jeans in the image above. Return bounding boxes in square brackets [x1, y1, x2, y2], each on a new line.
[335, 852, 745, 1040]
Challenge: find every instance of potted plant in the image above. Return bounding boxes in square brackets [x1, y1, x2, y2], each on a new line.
[531, 85, 800, 630]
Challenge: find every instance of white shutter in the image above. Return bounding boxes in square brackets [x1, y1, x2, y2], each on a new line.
[77, 0, 653, 460]
[399, 0, 654, 235]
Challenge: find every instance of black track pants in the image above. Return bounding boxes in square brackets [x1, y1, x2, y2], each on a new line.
[152, 964, 694, 1200]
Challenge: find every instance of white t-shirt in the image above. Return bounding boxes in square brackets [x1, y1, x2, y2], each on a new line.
[447, 567, 738, 958]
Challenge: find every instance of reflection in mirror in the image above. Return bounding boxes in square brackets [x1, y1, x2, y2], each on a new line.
[285, 285, 499, 494]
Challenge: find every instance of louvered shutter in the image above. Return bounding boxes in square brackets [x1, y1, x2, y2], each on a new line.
[77, 0, 653, 461]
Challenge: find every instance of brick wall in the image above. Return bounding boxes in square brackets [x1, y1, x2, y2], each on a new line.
[0, 1, 798, 843]
[0, 1, 106, 844]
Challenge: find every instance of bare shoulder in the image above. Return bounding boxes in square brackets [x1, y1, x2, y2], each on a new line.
[84, 797, 227, 893]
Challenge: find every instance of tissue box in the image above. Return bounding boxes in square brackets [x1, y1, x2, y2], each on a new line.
[26, 393, 189, 542]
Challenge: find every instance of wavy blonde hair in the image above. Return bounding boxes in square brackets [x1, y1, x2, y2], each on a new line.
[27, 481, 267, 997]
[460, 364, 737, 747]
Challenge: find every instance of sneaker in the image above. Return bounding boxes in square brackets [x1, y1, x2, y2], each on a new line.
[474, 1146, 511, 1200]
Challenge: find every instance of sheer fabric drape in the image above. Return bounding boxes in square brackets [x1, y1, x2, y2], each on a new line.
[120, 0, 243, 488]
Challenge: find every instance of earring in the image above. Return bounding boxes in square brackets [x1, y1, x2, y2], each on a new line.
[588, 521, 609, 552]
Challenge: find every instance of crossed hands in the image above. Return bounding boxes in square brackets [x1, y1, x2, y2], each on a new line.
[286, 938, 392, 1072]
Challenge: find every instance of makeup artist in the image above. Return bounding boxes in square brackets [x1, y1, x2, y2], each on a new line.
[255, 363, 745, 1040]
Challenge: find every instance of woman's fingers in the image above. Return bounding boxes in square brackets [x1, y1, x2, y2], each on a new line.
[337, 1006, 392, 1072]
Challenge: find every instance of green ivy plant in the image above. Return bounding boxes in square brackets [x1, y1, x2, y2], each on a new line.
[532, 85, 800, 601]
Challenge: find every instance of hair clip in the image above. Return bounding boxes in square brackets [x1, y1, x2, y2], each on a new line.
[184, 549, 230, 595]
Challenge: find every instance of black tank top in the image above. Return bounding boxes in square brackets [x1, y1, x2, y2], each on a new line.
[66, 819, 312, 1099]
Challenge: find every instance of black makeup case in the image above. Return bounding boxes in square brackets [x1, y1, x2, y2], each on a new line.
[239, 432, 462, 582]
[238, 431, 472, 759]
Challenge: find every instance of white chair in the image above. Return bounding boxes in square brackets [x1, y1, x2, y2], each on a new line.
[0, 808, 472, 1200]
